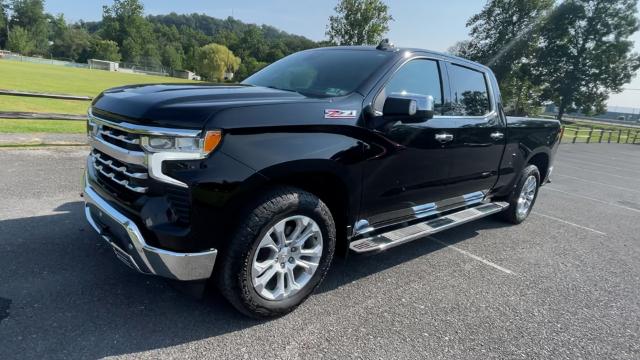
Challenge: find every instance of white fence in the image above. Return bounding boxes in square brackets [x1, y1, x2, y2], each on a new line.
[1, 53, 171, 77]
[0, 53, 89, 68]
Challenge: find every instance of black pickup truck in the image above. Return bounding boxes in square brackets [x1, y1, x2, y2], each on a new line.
[83, 42, 561, 318]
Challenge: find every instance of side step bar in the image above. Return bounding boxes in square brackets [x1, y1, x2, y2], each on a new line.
[349, 202, 509, 254]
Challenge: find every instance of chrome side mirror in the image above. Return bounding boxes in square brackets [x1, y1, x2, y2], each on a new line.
[383, 94, 435, 123]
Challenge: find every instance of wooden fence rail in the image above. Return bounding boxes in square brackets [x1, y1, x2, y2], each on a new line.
[0, 89, 92, 101]
[560, 126, 640, 144]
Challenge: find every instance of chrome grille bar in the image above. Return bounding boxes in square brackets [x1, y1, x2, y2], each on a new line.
[92, 152, 148, 179]
[99, 129, 141, 145]
[93, 161, 148, 193]
[89, 137, 146, 167]
[89, 109, 201, 138]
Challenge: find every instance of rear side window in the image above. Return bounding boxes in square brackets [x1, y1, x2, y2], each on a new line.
[447, 64, 491, 116]
[374, 59, 443, 114]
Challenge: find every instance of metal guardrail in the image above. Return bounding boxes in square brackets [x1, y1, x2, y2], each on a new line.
[560, 126, 640, 144]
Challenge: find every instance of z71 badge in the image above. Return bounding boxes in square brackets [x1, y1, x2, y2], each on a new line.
[324, 109, 357, 119]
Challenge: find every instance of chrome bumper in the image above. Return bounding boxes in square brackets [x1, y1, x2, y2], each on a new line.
[83, 180, 217, 281]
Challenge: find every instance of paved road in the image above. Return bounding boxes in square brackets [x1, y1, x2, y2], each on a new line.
[1, 144, 639, 359]
[0, 133, 87, 146]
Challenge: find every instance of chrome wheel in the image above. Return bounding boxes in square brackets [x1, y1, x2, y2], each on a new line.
[516, 175, 537, 219]
[251, 215, 323, 301]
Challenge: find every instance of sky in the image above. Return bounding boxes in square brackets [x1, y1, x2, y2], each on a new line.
[44, 0, 640, 109]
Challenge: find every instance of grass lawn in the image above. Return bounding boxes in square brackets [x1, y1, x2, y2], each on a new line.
[0, 95, 89, 114]
[0, 59, 195, 116]
[0, 119, 85, 133]
[0, 60, 194, 96]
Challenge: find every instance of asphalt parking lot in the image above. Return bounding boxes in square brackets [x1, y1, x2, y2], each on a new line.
[1, 143, 639, 359]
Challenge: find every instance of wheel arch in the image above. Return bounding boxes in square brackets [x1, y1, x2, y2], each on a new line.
[526, 151, 550, 183]
[253, 160, 359, 257]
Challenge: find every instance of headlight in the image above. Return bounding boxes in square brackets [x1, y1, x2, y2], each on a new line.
[87, 121, 99, 138]
[142, 131, 222, 156]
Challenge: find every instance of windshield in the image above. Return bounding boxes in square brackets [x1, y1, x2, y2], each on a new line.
[242, 49, 393, 98]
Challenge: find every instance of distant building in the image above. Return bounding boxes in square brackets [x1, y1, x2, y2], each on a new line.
[0, 50, 12, 58]
[88, 59, 119, 72]
[173, 70, 201, 81]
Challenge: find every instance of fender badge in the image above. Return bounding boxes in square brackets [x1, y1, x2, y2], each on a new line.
[325, 109, 357, 119]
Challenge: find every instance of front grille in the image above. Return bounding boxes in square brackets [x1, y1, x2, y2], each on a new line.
[91, 149, 149, 194]
[87, 109, 200, 226]
[99, 124, 143, 151]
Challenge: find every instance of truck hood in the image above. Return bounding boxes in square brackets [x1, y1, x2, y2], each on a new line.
[91, 83, 317, 129]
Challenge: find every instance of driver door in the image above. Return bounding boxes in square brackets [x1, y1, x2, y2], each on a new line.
[360, 58, 458, 229]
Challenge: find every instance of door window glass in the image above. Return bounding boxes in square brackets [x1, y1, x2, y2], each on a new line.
[374, 59, 443, 114]
[447, 64, 491, 116]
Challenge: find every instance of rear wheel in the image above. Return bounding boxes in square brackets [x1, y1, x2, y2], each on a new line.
[499, 165, 540, 224]
[217, 187, 336, 318]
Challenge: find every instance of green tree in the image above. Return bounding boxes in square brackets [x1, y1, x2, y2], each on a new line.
[6, 25, 33, 54]
[141, 43, 162, 69]
[455, 0, 553, 115]
[121, 37, 141, 63]
[90, 38, 121, 62]
[0, 0, 8, 48]
[101, 0, 157, 65]
[536, 0, 640, 120]
[236, 27, 268, 59]
[235, 56, 267, 81]
[194, 43, 241, 81]
[162, 44, 183, 70]
[326, 0, 393, 45]
[100, 0, 144, 43]
[51, 26, 91, 61]
[10, 0, 49, 54]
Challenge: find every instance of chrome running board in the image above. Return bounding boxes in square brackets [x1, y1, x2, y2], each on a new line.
[349, 202, 509, 254]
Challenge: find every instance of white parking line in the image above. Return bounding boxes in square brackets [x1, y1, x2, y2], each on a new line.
[429, 236, 515, 275]
[533, 212, 607, 236]
[545, 187, 640, 214]
[553, 174, 640, 194]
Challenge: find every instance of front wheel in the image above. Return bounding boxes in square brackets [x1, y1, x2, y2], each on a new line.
[499, 165, 540, 224]
[217, 187, 336, 319]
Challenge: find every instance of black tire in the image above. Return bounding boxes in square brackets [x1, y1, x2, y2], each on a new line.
[499, 165, 541, 224]
[217, 186, 336, 319]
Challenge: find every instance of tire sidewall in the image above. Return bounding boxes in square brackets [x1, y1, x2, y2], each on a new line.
[233, 190, 336, 315]
[512, 165, 541, 223]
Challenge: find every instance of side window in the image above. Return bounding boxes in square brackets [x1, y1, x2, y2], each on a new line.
[374, 59, 443, 114]
[447, 64, 491, 116]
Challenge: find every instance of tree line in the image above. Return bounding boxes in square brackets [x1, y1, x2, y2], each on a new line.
[0, 0, 638, 119]
[450, 0, 640, 120]
[0, 0, 318, 81]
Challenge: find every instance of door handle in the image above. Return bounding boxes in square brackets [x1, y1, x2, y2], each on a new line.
[490, 132, 504, 140]
[435, 133, 454, 143]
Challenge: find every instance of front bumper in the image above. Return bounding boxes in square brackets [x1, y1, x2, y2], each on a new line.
[83, 179, 217, 281]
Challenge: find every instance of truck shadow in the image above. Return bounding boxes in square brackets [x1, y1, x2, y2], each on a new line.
[319, 218, 512, 294]
[0, 201, 509, 359]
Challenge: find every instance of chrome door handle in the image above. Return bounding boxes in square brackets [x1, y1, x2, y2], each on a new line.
[435, 133, 454, 143]
[490, 132, 504, 140]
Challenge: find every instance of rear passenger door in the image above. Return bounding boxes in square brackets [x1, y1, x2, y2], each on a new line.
[443, 63, 506, 198]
